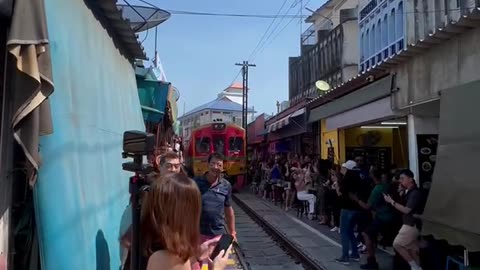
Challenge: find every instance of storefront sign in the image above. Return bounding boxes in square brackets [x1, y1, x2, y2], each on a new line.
[346, 147, 391, 170]
[416, 134, 438, 190]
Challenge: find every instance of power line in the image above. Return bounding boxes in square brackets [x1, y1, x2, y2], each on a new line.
[168, 10, 307, 19]
[253, 0, 298, 59]
[135, 0, 306, 18]
[248, 0, 290, 61]
[264, 9, 302, 49]
[232, 0, 299, 91]
[257, 0, 311, 55]
[134, 1, 479, 19]
[231, 0, 291, 87]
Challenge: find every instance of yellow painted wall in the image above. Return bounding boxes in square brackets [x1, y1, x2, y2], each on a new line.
[344, 127, 408, 168]
[344, 127, 393, 147]
[319, 122, 408, 167]
[320, 120, 345, 164]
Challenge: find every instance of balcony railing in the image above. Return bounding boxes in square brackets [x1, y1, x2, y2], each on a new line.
[301, 24, 317, 46]
[291, 25, 345, 100]
[359, 37, 404, 72]
[360, 0, 377, 20]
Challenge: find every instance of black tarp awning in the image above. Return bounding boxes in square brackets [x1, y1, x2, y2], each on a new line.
[421, 80, 480, 251]
[7, 0, 54, 186]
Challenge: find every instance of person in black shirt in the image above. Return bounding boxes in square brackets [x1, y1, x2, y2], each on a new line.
[335, 160, 362, 265]
[383, 169, 423, 270]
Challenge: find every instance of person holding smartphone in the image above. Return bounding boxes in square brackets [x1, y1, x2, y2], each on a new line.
[141, 173, 232, 270]
[193, 153, 237, 270]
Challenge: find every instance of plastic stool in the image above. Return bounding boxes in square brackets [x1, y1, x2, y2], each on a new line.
[296, 201, 309, 218]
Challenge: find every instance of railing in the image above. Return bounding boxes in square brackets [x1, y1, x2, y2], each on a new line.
[301, 24, 317, 46]
[359, 37, 404, 71]
[360, 0, 377, 20]
[291, 25, 344, 96]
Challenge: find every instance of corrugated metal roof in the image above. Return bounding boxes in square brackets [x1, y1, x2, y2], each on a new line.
[84, 0, 147, 61]
[179, 99, 254, 119]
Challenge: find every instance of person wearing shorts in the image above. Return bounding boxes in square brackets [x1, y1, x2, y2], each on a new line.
[383, 169, 423, 270]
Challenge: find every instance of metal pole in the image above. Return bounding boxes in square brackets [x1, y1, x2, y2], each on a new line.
[235, 61, 255, 184]
[245, 63, 249, 139]
[242, 61, 246, 130]
[154, 26, 158, 67]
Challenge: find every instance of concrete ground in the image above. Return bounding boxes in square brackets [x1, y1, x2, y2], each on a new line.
[233, 192, 395, 270]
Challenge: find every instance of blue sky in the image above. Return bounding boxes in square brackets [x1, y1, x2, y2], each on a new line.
[130, 0, 325, 116]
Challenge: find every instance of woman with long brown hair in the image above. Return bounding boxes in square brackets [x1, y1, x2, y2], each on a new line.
[141, 173, 231, 270]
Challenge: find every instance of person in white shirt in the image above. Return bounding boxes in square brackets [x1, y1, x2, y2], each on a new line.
[293, 167, 317, 219]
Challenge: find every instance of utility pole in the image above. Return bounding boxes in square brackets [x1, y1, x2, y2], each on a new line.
[235, 61, 255, 185]
[235, 61, 256, 131]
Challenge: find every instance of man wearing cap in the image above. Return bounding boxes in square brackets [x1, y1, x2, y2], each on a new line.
[335, 160, 363, 265]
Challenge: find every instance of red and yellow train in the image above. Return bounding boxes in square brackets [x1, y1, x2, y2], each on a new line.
[185, 122, 246, 181]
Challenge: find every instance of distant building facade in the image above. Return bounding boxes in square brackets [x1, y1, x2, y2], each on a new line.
[289, 0, 360, 106]
[179, 83, 254, 142]
[358, 0, 405, 72]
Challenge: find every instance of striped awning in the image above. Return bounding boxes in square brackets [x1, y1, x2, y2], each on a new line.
[267, 107, 305, 133]
[267, 114, 290, 132]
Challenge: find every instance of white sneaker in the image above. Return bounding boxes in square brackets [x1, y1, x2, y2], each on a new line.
[330, 226, 339, 232]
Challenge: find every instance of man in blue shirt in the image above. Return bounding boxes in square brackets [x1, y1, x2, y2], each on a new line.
[192, 152, 236, 270]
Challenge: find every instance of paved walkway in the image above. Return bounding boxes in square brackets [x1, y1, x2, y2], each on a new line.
[234, 193, 394, 270]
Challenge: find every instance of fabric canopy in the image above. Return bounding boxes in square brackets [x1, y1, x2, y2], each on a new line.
[168, 84, 178, 124]
[137, 79, 169, 123]
[421, 80, 480, 251]
[7, 0, 54, 186]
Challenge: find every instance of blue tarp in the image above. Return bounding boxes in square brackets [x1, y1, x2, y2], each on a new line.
[136, 66, 170, 123]
[137, 79, 169, 123]
[37, 1, 145, 269]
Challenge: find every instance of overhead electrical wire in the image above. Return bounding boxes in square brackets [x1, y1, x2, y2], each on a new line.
[255, 0, 311, 56]
[251, 0, 298, 60]
[133, 0, 471, 86]
[247, 0, 290, 61]
[133, 0, 475, 20]
[228, 0, 292, 86]
[168, 9, 307, 19]
[260, 4, 308, 53]
[135, 0, 306, 19]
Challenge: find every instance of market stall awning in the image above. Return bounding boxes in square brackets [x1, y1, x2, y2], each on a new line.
[267, 114, 291, 132]
[308, 75, 392, 123]
[8, 0, 55, 186]
[420, 80, 480, 251]
[267, 108, 305, 133]
[290, 107, 305, 118]
[137, 79, 169, 123]
[168, 85, 178, 124]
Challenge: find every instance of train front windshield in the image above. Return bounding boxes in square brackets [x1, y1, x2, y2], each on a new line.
[228, 136, 244, 154]
[213, 135, 226, 155]
[195, 137, 211, 155]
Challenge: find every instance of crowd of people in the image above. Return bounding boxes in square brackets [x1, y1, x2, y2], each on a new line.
[119, 151, 236, 270]
[250, 154, 425, 270]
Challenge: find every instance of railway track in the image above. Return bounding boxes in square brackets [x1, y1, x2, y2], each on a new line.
[232, 196, 324, 270]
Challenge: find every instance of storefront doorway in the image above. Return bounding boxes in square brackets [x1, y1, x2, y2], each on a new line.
[343, 117, 409, 172]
